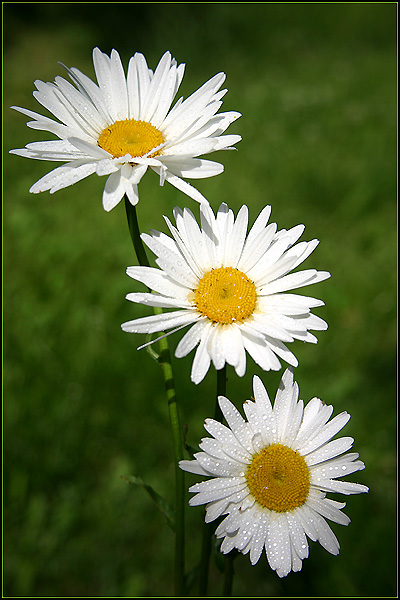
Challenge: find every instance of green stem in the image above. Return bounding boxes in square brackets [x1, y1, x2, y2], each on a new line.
[125, 197, 150, 268]
[223, 551, 236, 597]
[158, 331, 186, 597]
[198, 366, 227, 596]
[215, 366, 227, 421]
[198, 519, 213, 597]
[216, 368, 235, 597]
[124, 198, 185, 596]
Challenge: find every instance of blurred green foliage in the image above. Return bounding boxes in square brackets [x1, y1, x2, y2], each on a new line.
[3, 3, 397, 597]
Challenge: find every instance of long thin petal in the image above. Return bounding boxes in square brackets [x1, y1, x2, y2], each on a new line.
[30, 160, 97, 193]
[121, 309, 198, 335]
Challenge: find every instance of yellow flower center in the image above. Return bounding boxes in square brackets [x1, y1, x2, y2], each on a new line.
[246, 443, 310, 512]
[194, 267, 257, 324]
[98, 119, 164, 158]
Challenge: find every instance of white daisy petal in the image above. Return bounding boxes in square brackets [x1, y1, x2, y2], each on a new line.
[102, 170, 125, 212]
[180, 371, 368, 577]
[139, 52, 174, 124]
[125, 292, 190, 309]
[126, 55, 142, 120]
[262, 269, 331, 295]
[216, 204, 235, 263]
[161, 171, 209, 204]
[238, 223, 277, 274]
[260, 292, 326, 315]
[162, 72, 226, 136]
[208, 325, 226, 370]
[129, 52, 152, 120]
[249, 314, 295, 343]
[29, 160, 97, 194]
[225, 204, 249, 266]
[249, 239, 300, 284]
[245, 205, 273, 245]
[305, 437, 355, 466]
[235, 512, 260, 551]
[126, 266, 190, 299]
[300, 411, 351, 456]
[263, 337, 299, 367]
[175, 320, 207, 358]
[52, 77, 104, 138]
[32, 79, 85, 133]
[297, 503, 318, 542]
[243, 397, 275, 447]
[163, 217, 204, 279]
[121, 309, 198, 334]
[220, 325, 247, 375]
[191, 322, 213, 384]
[124, 181, 140, 207]
[11, 48, 240, 209]
[309, 508, 340, 555]
[178, 459, 209, 477]
[241, 331, 282, 372]
[189, 481, 247, 506]
[203, 419, 251, 462]
[274, 370, 303, 445]
[218, 396, 252, 448]
[194, 451, 246, 478]
[189, 475, 246, 494]
[199, 437, 229, 460]
[67, 137, 111, 159]
[311, 453, 366, 483]
[318, 479, 369, 496]
[62, 64, 111, 125]
[289, 540, 303, 574]
[160, 157, 224, 179]
[220, 533, 238, 554]
[249, 519, 268, 565]
[161, 137, 219, 157]
[213, 133, 242, 150]
[205, 497, 236, 523]
[286, 512, 309, 560]
[310, 497, 350, 526]
[167, 98, 226, 146]
[267, 517, 292, 577]
[295, 399, 334, 449]
[11, 105, 81, 139]
[150, 60, 184, 128]
[15, 138, 87, 161]
[141, 232, 197, 288]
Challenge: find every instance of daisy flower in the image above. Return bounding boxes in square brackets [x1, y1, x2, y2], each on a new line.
[121, 202, 330, 384]
[180, 369, 369, 577]
[10, 48, 241, 211]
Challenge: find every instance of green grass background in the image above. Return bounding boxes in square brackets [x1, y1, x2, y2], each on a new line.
[3, 3, 397, 597]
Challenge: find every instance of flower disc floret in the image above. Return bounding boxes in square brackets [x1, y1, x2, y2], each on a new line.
[98, 119, 164, 158]
[246, 443, 310, 512]
[195, 267, 257, 324]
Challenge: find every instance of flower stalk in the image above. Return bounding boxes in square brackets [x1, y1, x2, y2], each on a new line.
[124, 197, 185, 596]
[198, 366, 232, 596]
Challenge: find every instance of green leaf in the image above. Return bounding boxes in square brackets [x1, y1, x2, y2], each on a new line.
[122, 474, 175, 532]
